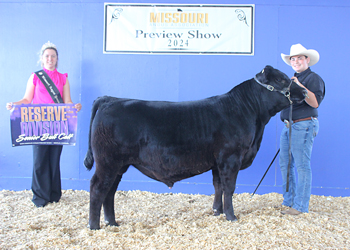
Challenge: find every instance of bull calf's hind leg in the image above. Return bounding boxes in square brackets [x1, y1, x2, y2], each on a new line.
[89, 174, 104, 230]
[103, 175, 122, 227]
[212, 168, 223, 216]
[89, 170, 119, 230]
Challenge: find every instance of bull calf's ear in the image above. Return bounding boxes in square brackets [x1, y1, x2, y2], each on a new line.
[262, 65, 274, 80]
[264, 65, 273, 74]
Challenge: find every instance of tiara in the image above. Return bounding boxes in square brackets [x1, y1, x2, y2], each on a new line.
[40, 41, 57, 54]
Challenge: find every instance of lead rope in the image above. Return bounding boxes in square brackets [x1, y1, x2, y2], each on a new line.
[286, 103, 293, 192]
[251, 78, 295, 195]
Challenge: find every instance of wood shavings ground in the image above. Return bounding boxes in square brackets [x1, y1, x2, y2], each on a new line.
[0, 190, 349, 249]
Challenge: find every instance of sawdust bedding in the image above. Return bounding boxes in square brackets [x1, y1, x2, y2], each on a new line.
[0, 189, 349, 249]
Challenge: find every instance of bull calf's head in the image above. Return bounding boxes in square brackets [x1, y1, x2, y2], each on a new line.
[255, 65, 307, 104]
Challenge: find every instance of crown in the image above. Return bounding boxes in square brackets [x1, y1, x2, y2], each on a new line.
[40, 41, 57, 54]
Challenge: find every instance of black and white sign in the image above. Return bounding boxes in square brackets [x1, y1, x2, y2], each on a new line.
[104, 3, 254, 55]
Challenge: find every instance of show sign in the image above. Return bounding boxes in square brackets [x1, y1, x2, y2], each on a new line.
[104, 3, 254, 55]
[10, 104, 78, 147]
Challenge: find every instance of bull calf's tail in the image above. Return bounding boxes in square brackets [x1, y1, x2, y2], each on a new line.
[84, 96, 110, 170]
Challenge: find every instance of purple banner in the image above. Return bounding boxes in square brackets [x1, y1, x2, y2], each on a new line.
[10, 104, 78, 147]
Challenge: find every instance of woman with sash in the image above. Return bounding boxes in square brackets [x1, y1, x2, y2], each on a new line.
[6, 41, 82, 207]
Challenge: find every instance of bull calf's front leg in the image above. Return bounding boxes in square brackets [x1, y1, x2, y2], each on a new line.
[222, 172, 239, 221]
[218, 159, 239, 221]
[212, 168, 223, 216]
[223, 192, 238, 221]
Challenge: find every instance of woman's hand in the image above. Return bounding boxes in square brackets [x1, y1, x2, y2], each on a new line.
[6, 102, 13, 110]
[75, 103, 82, 112]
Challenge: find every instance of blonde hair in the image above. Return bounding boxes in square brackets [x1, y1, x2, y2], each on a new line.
[38, 41, 59, 68]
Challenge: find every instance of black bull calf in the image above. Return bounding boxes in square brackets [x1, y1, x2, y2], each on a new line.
[84, 65, 307, 229]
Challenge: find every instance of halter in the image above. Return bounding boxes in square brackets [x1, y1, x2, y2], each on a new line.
[254, 76, 293, 105]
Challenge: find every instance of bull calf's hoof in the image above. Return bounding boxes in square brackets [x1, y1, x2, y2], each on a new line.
[226, 214, 238, 221]
[88, 222, 101, 230]
[88, 225, 100, 230]
[213, 209, 223, 216]
[105, 220, 119, 227]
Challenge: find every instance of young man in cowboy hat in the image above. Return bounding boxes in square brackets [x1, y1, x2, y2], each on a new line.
[279, 44, 325, 215]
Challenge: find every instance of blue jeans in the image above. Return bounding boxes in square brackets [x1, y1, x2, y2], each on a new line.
[279, 117, 319, 213]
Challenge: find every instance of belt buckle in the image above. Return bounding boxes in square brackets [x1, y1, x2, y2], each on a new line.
[284, 119, 290, 128]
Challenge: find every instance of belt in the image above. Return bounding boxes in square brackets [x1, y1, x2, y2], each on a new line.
[293, 117, 314, 123]
[284, 117, 315, 128]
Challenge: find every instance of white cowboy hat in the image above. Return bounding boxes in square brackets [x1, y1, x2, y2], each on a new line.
[281, 43, 320, 67]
